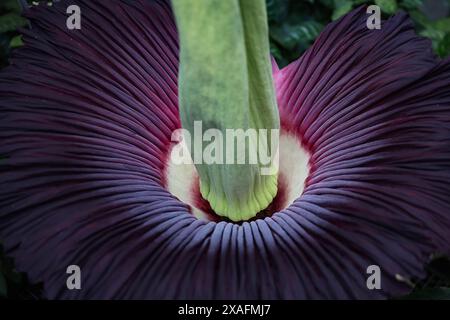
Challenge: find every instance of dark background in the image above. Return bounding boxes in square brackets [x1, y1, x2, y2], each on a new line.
[0, 0, 449, 299]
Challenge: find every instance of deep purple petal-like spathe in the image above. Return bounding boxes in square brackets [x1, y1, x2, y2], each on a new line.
[0, 1, 449, 299]
[276, 7, 450, 296]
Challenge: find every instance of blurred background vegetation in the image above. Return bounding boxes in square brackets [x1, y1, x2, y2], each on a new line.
[267, 0, 450, 66]
[0, 0, 449, 299]
[0, 0, 26, 69]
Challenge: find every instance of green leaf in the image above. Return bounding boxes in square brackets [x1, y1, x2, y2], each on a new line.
[332, 0, 353, 21]
[10, 35, 23, 48]
[437, 33, 450, 58]
[375, 0, 398, 14]
[319, 0, 335, 8]
[409, 10, 430, 27]
[293, 21, 324, 42]
[412, 13, 450, 32]
[420, 28, 445, 42]
[430, 17, 450, 33]
[419, 17, 450, 54]
[269, 41, 283, 60]
[0, 0, 23, 12]
[0, 13, 27, 33]
[404, 288, 450, 300]
[400, 0, 422, 10]
[270, 20, 323, 50]
[266, 0, 289, 23]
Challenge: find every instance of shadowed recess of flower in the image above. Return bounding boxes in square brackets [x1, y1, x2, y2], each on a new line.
[0, 0, 449, 299]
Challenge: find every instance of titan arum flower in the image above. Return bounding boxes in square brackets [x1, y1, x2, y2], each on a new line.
[0, 0, 449, 299]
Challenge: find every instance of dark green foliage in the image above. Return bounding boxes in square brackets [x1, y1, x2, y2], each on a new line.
[267, 0, 450, 67]
[0, 0, 27, 68]
[267, 0, 330, 66]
